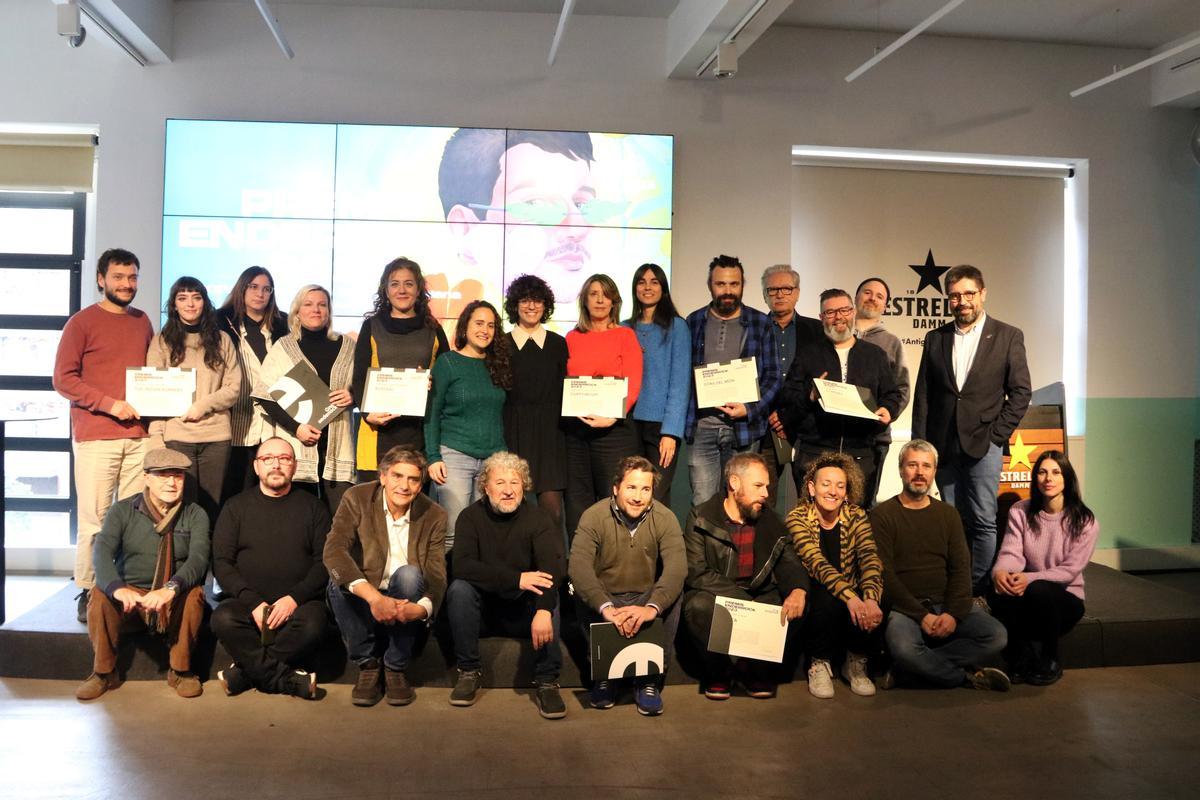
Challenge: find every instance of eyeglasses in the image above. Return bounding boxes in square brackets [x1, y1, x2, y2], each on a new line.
[820, 306, 854, 319]
[255, 455, 295, 466]
[518, 298, 544, 306]
[468, 197, 626, 227]
[247, 283, 273, 295]
[765, 286, 797, 296]
[948, 290, 980, 303]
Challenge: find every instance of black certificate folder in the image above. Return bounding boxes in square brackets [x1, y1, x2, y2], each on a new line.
[589, 620, 666, 680]
[254, 361, 342, 430]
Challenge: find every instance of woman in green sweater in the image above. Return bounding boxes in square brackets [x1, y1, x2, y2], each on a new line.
[425, 300, 512, 549]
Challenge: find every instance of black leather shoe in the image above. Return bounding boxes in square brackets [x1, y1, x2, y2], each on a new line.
[76, 590, 89, 624]
[1027, 659, 1063, 686]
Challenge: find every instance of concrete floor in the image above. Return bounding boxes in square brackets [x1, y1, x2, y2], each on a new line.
[2, 664, 1198, 800]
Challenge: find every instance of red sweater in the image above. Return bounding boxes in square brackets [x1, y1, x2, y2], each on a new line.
[53, 303, 154, 442]
[565, 326, 643, 414]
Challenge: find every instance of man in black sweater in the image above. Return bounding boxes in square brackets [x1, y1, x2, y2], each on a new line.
[211, 437, 332, 699]
[444, 451, 566, 719]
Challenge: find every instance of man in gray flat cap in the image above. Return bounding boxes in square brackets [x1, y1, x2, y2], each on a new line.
[76, 447, 211, 700]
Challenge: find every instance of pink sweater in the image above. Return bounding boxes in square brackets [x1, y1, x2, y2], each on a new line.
[992, 500, 1099, 600]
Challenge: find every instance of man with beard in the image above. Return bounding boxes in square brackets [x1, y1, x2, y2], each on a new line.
[54, 248, 155, 622]
[570, 456, 686, 716]
[682, 453, 808, 700]
[211, 437, 331, 700]
[912, 265, 1030, 597]
[444, 451, 566, 718]
[870, 440, 1010, 691]
[684, 255, 782, 506]
[854, 278, 911, 503]
[779, 289, 901, 504]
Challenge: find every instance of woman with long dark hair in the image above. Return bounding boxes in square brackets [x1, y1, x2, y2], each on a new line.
[425, 300, 512, 549]
[146, 275, 242, 522]
[351, 257, 450, 482]
[626, 263, 690, 505]
[502, 275, 569, 529]
[218, 266, 289, 498]
[258, 285, 356, 514]
[991, 450, 1098, 685]
[563, 274, 642, 539]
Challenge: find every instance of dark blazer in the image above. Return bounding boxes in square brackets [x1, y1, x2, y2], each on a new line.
[911, 315, 1031, 460]
[683, 493, 809, 598]
[323, 482, 448, 613]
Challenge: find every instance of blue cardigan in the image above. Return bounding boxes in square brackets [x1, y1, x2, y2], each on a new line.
[627, 317, 691, 440]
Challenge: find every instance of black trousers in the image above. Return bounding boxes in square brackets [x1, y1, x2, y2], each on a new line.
[634, 419, 678, 507]
[800, 580, 880, 662]
[210, 598, 329, 692]
[989, 580, 1084, 661]
[564, 418, 639, 543]
[222, 445, 260, 503]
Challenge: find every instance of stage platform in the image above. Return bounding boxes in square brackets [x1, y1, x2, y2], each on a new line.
[2, 564, 1197, 687]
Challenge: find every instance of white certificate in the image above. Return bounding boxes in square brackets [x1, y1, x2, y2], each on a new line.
[694, 357, 760, 409]
[561, 376, 627, 419]
[125, 367, 196, 418]
[362, 367, 429, 417]
[814, 378, 880, 420]
[708, 596, 789, 663]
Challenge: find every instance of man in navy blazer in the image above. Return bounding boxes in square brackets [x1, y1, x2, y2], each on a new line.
[912, 265, 1031, 596]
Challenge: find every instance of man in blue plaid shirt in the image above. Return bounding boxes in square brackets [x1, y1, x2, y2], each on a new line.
[684, 255, 782, 506]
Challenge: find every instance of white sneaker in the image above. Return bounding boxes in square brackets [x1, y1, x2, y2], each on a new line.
[808, 659, 835, 699]
[841, 653, 876, 696]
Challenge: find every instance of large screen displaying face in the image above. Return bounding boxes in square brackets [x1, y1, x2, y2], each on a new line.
[162, 120, 673, 334]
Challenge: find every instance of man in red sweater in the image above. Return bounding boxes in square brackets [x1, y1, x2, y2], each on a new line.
[53, 248, 154, 622]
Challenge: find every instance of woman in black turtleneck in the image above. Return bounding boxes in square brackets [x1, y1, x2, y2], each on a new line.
[259, 285, 357, 515]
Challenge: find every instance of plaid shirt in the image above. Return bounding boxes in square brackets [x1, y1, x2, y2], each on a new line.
[684, 304, 781, 446]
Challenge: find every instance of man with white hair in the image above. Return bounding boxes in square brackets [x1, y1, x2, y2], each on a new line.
[444, 451, 566, 718]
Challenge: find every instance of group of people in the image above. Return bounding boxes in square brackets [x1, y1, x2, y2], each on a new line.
[54, 247, 1098, 716]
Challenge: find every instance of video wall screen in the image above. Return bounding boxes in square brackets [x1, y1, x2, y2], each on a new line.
[162, 120, 673, 333]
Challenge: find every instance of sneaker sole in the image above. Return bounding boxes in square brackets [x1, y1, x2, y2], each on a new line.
[538, 706, 567, 720]
[636, 705, 664, 716]
[449, 695, 478, 707]
[352, 694, 383, 707]
[386, 695, 415, 706]
[591, 699, 615, 710]
[704, 692, 731, 701]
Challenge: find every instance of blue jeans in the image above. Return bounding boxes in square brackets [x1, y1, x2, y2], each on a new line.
[688, 422, 756, 507]
[434, 445, 485, 551]
[445, 579, 563, 682]
[884, 606, 1007, 688]
[327, 565, 426, 672]
[937, 441, 1003, 592]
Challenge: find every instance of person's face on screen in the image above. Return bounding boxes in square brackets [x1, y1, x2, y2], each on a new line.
[708, 267, 744, 316]
[98, 262, 138, 307]
[244, 276, 274, 317]
[517, 297, 545, 329]
[613, 469, 655, 518]
[386, 267, 419, 317]
[807, 467, 847, 516]
[947, 277, 986, 327]
[635, 269, 663, 310]
[584, 281, 613, 327]
[463, 306, 496, 353]
[174, 289, 205, 326]
[764, 272, 799, 318]
[491, 143, 595, 303]
[855, 280, 888, 321]
[298, 290, 330, 332]
[484, 466, 525, 513]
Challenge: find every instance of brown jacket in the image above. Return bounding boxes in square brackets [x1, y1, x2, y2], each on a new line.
[323, 482, 448, 613]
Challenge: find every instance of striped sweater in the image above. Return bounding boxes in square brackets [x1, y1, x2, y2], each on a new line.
[785, 501, 883, 603]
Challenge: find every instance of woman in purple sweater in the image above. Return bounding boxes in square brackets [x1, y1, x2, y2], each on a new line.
[990, 450, 1098, 686]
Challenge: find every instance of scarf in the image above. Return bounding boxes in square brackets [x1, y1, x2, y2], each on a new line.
[140, 487, 181, 634]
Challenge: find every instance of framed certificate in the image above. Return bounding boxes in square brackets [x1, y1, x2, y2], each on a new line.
[362, 367, 429, 417]
[707, 596, 789, 663]
[694, 357, 760, 409]
[561, 376, 627, 419]
[813, 378, 879, 420]
[125, 367, 196, 418]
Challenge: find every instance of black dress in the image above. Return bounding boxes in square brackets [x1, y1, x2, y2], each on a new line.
[503, 330, 568, 492]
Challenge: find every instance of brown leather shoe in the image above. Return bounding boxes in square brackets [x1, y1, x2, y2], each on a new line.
[384, 668, 415, 706]
[168, 669, 203, 698]
[76, 671, 119, 701]
[352, 659, 383, 706]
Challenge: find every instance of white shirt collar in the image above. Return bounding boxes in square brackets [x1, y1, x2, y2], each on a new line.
[511, 325, 546, 349]
[954, 311, 987, 337]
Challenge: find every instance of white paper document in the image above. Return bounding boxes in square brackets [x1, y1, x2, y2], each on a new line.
[694, 357, 760, 409]
[813, 378, 880, 420]
[561, 376, 627, 419]
[707, 596, 788, 663]
[125, 367, 196, 418]
[362, 367, 429, 417]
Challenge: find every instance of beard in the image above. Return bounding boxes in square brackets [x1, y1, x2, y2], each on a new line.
[735, 496, 763, 521]
[955, 305, 981, 326]
[856, 303, 881, 320]
[104, 286, 133, 307]
[823, 323, 853, 344]
[712, 294, 741, 316]
[902, 479, 930, 497]
[488, 495, 521, 515]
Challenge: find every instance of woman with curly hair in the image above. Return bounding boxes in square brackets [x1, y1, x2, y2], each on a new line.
[502, 275, 569, 529]
[786, 451, 883, 699]
[990, 450, 1098, 685]
[425, 300, 512, 549]
[351, 257, 451, 482]
[146, 275, 242, 523]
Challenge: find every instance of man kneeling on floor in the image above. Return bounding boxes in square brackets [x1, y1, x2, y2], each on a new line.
[77, 448, 210, 700]
[683, 452, 808, 700]
[569, 456, 686, 716]
[871, 439, 1010, 691]
[324, 446, 448, 707]
[445, 451, 566, 718]
[211, 438, 330, 700]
